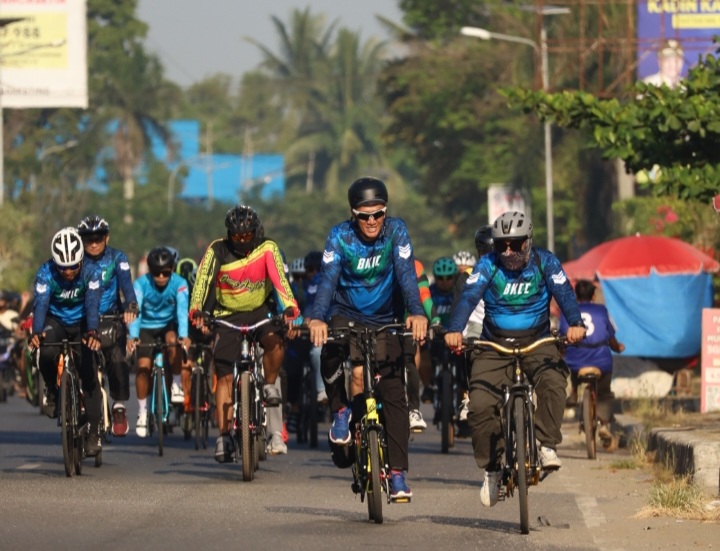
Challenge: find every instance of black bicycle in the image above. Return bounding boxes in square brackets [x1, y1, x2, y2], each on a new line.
[203, 314, 279, 482]
[431, 338, 460, 454]
[189, 342, 214, 451]
[463, 333, 565, 535]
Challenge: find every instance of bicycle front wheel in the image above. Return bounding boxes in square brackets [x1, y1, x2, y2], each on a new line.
[240, 371, 254, 481]
[60, 371, 74, 477]
[513, 396, 530, 534]
[194, 369, 202, 451]
[440, 369, 453, 454]
[155, 370, 164, 457]
[367, 431, 384, 524]
[582, 385, 597, 460]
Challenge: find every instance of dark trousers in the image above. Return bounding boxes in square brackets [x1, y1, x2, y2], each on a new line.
[100, 318, 130, 402]
[467, 341, 567, 471]
[321, 317, 410, 471]
[39, 317, 101, 430]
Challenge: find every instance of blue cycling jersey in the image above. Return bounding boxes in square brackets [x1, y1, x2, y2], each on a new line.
[449, 248, 582, 337]
[311, 217, 424, 325]
[128, 273, 189, 339]
[32, 260, 102, 334]
[84, 246, 137, 315]
[560, 302, 616, 373]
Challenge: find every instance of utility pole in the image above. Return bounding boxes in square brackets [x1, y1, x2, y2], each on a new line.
[206, 122, 214, 209]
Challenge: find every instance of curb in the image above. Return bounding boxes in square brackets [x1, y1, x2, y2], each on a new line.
[615, 413, 720, 496]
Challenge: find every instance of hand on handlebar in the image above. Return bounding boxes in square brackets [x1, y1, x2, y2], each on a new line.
[444, 331, 463, 352]
[406, 314, 428, 344]
[566, 326, 587, 344]
[308, 319, 328, 347]
[83, 330, 102, 352]
[126, 338, 139, 356]
[28, 332, 45, 351]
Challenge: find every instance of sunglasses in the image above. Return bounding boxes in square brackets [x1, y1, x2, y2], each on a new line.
[494, 239, 527, 253]
[152, 269, 172, 278]
[352, 207, 387, 222]
[83, 234, 106, 244]
[230, 231, 254, 243]
[435, 275, 455, 282]
[58, 263, 81, 273]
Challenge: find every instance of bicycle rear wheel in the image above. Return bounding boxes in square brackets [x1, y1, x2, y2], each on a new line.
[60, 371, 74, 477]
[440, 369, 453, 454]
[513, 396, 530, 534]
[155, 370, 164, 457]
[582, 385, 597, 460]
[194, 369, 202, 451]
[240, 371, 254, 481]
[367, 431, 384, 524]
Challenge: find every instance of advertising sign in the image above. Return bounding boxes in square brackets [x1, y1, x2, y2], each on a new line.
[700, 308, 720, 412]
[0, 0, 87, 108]
[487, 184, 530, 225]
[637, 0, 720, 85]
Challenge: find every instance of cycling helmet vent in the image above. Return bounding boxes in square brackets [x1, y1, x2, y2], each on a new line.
[77, 215, 109, 236]
[225, 205, 260, 235]
[290, 258, 305, 274]
[452, 250, 477, 268]
[433, 257, 458, 277]
[474, 225, 493, 251]
[492, 211, 533, 240]
[147, 247, 175, 273]
[52, 227, 84, 267]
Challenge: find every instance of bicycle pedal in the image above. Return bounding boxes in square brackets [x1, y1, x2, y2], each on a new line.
[391, 496, 411, 504]
[351, 481, 361, 494]
[409, 427, 425, 434]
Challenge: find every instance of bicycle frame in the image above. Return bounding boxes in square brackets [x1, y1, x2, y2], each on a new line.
[577, 366, 602, 460]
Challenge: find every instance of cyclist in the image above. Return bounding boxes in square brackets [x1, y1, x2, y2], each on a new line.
[28, 227, 103, 456]
[189, 205, 299, 463]
[452, 225, 495, 435]
[77, 215, 138, 437]
[128, 246, 190, 437]
[445, 211, 586, 507]
[559, 279, 625, 450]
[307, 176, 428, 500]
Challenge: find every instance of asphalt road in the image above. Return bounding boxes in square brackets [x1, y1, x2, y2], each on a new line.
[0, 390, 716, 550]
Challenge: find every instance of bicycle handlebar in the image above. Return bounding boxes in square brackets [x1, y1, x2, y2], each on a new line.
[463, 334, 566, 356]
[201, 313, 283, 333]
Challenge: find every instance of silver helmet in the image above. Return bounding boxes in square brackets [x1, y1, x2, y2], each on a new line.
[492, 211, 533, 270]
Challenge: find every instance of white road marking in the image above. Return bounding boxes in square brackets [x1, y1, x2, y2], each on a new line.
[17, 463, 41, 470]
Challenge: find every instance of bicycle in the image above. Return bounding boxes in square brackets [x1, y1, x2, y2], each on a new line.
[463, 333, 566, 535]
[133, 340, 185, 457]
[34, 338, 92, 477]
[202, 313, 278, 482]
[576, 366, 602, 459]
[430, 337, 460, 454]
[327, 322, 414, 525]
[295, 339, 322, 448]
[188, 342, 214, 451]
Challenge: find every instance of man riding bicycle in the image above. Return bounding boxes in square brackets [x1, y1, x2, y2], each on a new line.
[444, 211, 586, 508]
[307, 177, 428, 500]
[29, 227, 103, 456]
[189, 205, 299, 463]
[77, 215, 138, 437]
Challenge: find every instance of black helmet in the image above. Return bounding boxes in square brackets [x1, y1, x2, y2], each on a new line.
[77, 215, 109, 236]
[225, 205, 260, 235]
[304, 250, 323, 273]
[474, 224, 493, 254]
[347, 177, 388, 209]
[147, 247, 175, 273]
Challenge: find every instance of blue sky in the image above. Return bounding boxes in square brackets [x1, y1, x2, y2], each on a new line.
[137, 0, 404, 87]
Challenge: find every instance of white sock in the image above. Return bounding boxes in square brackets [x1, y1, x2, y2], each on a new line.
[138, 398, 147, 414]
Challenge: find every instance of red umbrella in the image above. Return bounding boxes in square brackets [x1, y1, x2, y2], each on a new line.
[562, 234, 719, 280]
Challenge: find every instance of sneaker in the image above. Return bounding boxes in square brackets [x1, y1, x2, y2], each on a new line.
[409, 409, 427, 431]
[136, 411, 148, 438]
[111, 403, 129, 437]
[85, 430, 102, 457]
[420, 386, 435, 404]
[214, 434, 235, 463]
[458, 393, 470, 421]
[263, 384, 282, 407]
[171, 382, 184, 404]
[480, 470, 502, 507]
[316, 389, 328, 403]
[281, 422, 289, 443]
[329, 407, 352, 445]
[539, 446, 562, 469]
[267, 432, 288, 455]
[390, 471, 413, 500]
[43, 386, 58, 419]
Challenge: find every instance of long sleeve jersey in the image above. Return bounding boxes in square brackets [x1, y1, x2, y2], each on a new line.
[32, 260, 102, 334]
[128, 273, 189, 339]
[449, 248, 582, 338]
[311, 217, 424, 326]
[84, 246, 137, 315]
[190, 238, 297, 318]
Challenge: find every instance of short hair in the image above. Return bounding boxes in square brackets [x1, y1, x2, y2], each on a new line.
[658, 39, 683, 58]
[574, 279, 596, 302]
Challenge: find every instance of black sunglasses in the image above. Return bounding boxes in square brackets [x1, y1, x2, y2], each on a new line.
[494, 239, 527, 253]
[83, 234, 106, 244]
[58, 263, 81, 273]
[435, 275, 455, 282]
[152, 269, 172, 278]
[353, 207, 387, 222]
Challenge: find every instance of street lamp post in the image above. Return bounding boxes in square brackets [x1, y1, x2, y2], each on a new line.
[461, 13, 567, 252]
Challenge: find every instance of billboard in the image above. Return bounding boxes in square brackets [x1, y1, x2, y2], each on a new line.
[637, 0, 720, 86]
[487, 184, 530, 225]
[0, 0, 88, 108]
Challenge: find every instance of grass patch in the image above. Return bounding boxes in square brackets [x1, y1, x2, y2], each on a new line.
[637, 473, 720, 521]
[606, 434, 648, 470]
[623, 397, 687, 430]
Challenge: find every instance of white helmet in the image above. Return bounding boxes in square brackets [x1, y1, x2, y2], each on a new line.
[453, 250, 477, 268]
[52, 227, 84, 267]
[290, 257, 305, 274]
